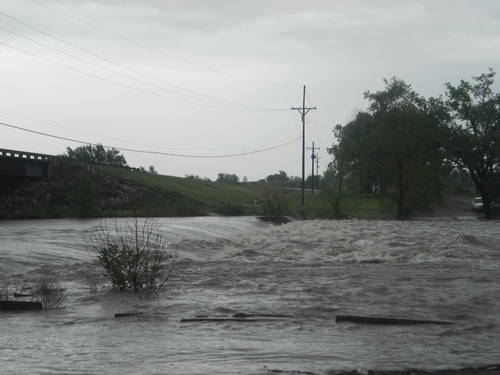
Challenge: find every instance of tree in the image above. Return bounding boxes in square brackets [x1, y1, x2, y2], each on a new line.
[64, 144, 127, 167]
[148, 165, 158, 175]
[330, 79, 444, 219]
[216, 173, 239, 184]
[363, 78, 444, 218]
[288, 176, 302, 188]
[326, 124, 354, 218]
[305, 174, 321, 189]
[328, 113, 375, 194]
[440, 70, 500, 218]
[266, 170, 289, 184]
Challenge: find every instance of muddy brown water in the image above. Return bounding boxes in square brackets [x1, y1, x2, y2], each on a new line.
[1, 217, 499, 374]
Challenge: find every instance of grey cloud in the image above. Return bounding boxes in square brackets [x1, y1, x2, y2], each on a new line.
[0, 0, 499, 179]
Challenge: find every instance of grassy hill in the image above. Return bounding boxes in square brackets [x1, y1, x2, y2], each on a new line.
[0, 160, 395, 219]
[99, 165, 395, 219]
[97, 165, 273, 216]
[98, 166, 264, 208]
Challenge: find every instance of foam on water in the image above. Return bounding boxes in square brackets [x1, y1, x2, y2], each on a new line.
[181, 219, 500, 267]
[0, 216, 264, 273]
[1, 217, 500, 374]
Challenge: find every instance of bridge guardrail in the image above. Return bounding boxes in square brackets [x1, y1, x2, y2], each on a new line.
[0, 148, 53, 162]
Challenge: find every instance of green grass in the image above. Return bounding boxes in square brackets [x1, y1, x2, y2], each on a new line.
[97, 166, 271, 213]
[337, 193, 394, 218]
[97, 166, 396, 219]
[286, 191, 395, 219]
[0, 161, 404, 220]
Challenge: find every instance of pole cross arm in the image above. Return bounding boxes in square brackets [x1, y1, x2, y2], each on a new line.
[290, 86, 317, 209]
[291, 107, 317, 114]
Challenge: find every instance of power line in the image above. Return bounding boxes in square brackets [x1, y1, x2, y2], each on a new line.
[0, 24, 230, 107]
[31, 0, 221, 75]
[0, 120, 300, 159]
[0, 40, 256, 111]
[0, 110, 152, 149]
[306, 91, 321, 144]
[0, 9, 287, 112]
[0, 9, 242, 109]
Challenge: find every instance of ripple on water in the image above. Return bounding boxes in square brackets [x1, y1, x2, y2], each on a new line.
[1, 217, 500, 373]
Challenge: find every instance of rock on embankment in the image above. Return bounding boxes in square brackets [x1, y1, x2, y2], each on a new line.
[0, 160, 204, 219]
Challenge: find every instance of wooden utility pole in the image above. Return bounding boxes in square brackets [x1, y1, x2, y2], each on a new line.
[291, 86, 316, 208]
[307, 142, 320, 194]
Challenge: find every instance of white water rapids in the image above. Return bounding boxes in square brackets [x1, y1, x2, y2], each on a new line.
[1, 217, 499, 374]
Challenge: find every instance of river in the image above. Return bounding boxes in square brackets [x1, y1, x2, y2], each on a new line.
[1, 217, 499, 374]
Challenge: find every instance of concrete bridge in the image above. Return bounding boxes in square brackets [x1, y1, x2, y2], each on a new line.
[0, 148, 53, 179]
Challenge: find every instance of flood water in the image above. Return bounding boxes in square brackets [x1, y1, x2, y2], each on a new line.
[1, 217, 499, 374]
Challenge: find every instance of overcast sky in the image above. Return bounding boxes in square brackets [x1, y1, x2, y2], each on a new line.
[1, 0, 499, 180]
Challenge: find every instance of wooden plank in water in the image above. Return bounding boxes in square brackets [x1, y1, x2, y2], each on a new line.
[0, 300, 42, 311]
[114, 312, 143, 318]
[335, 315, 453, 325]
[181, 317, 277, 323]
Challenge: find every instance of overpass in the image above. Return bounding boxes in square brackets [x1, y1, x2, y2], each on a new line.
[0, 148, 53, 179]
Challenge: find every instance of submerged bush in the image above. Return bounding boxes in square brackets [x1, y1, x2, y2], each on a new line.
[0, 275, 64, 309]
[85, 218, 175, 290]
[32, 275, 65, 309]
[0, 278, 10, 300]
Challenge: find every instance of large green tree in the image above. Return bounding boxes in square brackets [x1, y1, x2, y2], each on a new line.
[330, 112, 375, 194]
[365, 79, 444, 218]
[330, 79, 444, 219]
[64, 144, 127, 167]
[440, 70, 500, 218]
[325, 120, 365, 218]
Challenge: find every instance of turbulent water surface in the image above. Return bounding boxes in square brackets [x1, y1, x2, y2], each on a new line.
[1, 216, 499, 374]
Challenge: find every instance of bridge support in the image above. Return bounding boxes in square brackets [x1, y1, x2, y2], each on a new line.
[0, 148, 52, 179]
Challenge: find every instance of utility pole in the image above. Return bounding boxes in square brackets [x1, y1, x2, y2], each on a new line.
[291, 85, 316, 209]
[307, 142, 320, 194]
[315, 154, 320, 182]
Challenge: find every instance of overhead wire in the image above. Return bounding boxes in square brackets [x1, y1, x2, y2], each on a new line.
[0, 24, 227, 105]
[0, 9, 287, 112]
[0, 110, 257, 151]
[0, 109, 281, 152]
[0, 110, 152, 149]
[30, 0, 219, 74]
[305, 91, 320, 144]
[0, 9, 244, 110]
[0, 6, 302, 168]
[0, 24, 269, 112]
[306, 91, 324, 174]
[0, 120, 301, 159]
[0, 40, 258, 111]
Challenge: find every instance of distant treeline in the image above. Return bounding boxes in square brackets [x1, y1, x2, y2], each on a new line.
[212, 170, 320, 189]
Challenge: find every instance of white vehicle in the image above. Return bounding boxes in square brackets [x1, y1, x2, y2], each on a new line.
[471, 197, 484, 211]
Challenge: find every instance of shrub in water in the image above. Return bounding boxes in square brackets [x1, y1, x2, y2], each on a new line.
[32, 275, 65, 309]
[0, 278, 10, 300]
[85, 218, 175, 290]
